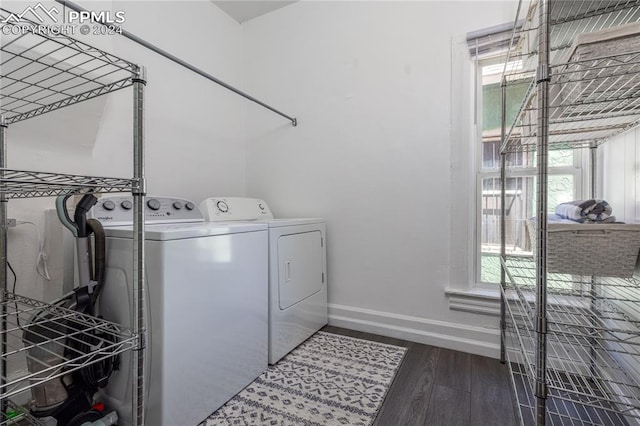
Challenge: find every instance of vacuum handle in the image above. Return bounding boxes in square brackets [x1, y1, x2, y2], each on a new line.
[55, 194, 79, 237]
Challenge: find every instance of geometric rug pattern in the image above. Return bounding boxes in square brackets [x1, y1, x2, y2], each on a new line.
[200, 331, 407, 426]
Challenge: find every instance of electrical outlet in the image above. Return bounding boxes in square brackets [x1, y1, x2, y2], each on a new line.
[7, 219, 16, 228]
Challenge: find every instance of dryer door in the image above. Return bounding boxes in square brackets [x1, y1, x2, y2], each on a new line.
[277, 231, 324, 310]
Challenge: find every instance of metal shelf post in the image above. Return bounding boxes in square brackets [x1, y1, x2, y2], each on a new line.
[535, 0, 551, 424]
[500, 76, 508, 365]
[588, 144, 599, 379]
[132, 66, 147, 426]
[0, 116, 6, 416]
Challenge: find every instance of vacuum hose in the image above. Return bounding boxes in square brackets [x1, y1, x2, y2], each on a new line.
[87, 219, 106, 302]
[74, 195, 98, 238]
[78, 216, 114, 389]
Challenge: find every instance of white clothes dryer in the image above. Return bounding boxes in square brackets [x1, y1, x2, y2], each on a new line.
[91, 196, 268, 425]
[200, 197, 328, 364]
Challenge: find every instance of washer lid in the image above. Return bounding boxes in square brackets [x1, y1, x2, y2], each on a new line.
[104, 222, 268, 240]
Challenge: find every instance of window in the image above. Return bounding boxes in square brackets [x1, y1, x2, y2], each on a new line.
[474, 54, 581, 285]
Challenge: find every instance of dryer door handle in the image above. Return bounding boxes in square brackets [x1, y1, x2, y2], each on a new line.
[285, 260, 292, 282]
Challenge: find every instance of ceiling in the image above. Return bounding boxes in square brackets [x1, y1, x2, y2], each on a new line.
[212, 1, 297, 23]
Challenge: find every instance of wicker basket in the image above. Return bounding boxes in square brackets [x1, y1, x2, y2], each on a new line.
[527, 220, 640, 277]
[559, 22, 640, 117]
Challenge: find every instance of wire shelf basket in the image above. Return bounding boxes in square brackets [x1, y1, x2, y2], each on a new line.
[0, 291, 137, 402]
[0, 169, 136, 198]
[501, 1, 640, 153]
[503, 282, 640, 424]
[0, 7, 137, 124]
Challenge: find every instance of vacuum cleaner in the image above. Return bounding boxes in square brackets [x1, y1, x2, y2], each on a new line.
[22, 192, 118, 426]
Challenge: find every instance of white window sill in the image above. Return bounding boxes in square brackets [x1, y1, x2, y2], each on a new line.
[444, 287, 501, 316]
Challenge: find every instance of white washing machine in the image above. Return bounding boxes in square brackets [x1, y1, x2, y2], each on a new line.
[91, 196, 268, 426]
[200, 197, 327, 364]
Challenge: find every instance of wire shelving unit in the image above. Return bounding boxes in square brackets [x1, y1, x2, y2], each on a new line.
[500, 1, 640, 425]
[0, 7, 147, 425]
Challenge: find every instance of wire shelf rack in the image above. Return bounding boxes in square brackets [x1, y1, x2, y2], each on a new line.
[0, 7, 137, 124]
[500, 1, 640, 424]
[0, 169, 135, 198]
[503, 256, 640, 349]
[502, 283, 640, 424]
[503, 256, 640, 298]
[503, 50, 640, 152]
[0, 401, 43, 426]
[504, 1, 640, 80]
[501, 1, 640, 153]
[0, 6, 145, 422]
[0, 291, 137, 402]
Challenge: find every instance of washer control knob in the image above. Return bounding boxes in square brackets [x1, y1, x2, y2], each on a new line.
[103, 200, 116, 211]
[216, 200, 229, 213]
[121, 200, 133, 210]
[185, 202, 195, 211]
[173, 201, 183, 210]
[147, 199, 161, 211]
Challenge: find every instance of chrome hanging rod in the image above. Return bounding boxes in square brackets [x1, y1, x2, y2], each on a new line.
[54, 0, 297, 127]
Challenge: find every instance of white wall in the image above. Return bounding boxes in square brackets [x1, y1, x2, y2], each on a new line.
[242, 1, 518, 357]
[596, 130, 640, 411]
[3, 0, 247, 301]
[599, 127, 640, 222]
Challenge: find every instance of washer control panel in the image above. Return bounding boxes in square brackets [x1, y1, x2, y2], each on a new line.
[200, 197, 274, 222]
[91, 196, 203, 226]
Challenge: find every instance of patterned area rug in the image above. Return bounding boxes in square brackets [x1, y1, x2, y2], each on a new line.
[201, 331, 407, 426]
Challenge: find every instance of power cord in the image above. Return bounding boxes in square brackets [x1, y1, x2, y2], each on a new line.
[7, 220, 50, 332]
[15, 220, 51, 281]
[7, 261, 23, 330]
[8, 261, 17, 293]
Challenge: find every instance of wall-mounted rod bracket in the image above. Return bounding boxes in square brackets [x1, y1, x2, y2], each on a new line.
[54, 0, 297, 127]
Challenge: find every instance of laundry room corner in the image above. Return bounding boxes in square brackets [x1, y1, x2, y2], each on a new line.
[241, 1, 518, 358]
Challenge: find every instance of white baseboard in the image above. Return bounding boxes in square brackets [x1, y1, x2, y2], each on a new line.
[328, 303, 501, 359]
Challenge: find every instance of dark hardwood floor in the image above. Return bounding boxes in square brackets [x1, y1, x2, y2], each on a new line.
[321, 325, 517, 426]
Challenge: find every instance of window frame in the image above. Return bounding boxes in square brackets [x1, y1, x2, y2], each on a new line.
[472, 53, 584, 288]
